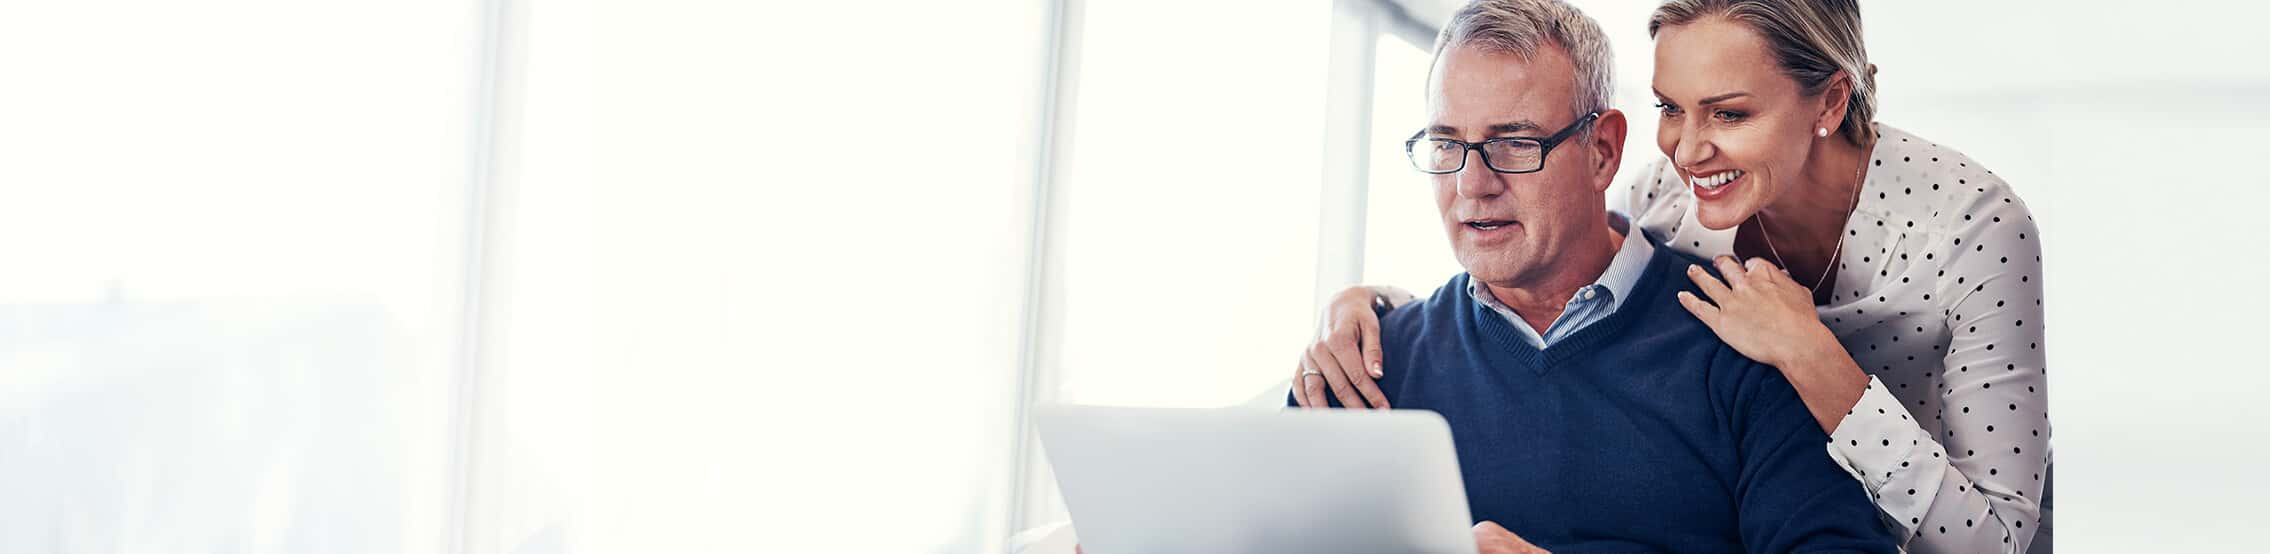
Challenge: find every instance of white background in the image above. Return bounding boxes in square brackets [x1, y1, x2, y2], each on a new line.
[0, 0, 2262, 552]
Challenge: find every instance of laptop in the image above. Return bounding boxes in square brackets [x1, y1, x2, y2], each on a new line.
[1034, 403, 1476, 554]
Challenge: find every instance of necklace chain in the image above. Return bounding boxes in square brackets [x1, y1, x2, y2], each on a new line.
[1757, 143, 1870, 295]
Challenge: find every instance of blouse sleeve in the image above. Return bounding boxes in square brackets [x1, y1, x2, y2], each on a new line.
[1825, 184, 2051, 553]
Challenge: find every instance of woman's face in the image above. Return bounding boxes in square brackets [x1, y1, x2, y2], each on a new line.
[1652, 16, 1836, 230]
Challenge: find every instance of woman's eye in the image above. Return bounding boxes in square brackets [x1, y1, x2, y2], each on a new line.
[1712, 110, 1745, 122]
[1654, 102, 1681, 117]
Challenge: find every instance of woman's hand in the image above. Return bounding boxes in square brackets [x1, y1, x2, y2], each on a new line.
[1292, 286, 1389, 409]
[1675, 256, 1840, 368]
[1676, 256, 1870, 431]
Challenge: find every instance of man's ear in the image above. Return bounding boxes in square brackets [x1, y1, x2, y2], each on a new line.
[1588, 108, 1628, 193]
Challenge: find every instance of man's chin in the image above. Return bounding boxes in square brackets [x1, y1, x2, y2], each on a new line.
[1456, 259, 1529, 287]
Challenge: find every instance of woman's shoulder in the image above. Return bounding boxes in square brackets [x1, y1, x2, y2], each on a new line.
[1864, 123, 2037, 233]
[1621, 157, 1697, 242]
[1392, 274, 1474, 322]
[1622, 156, 1685, 217]
[1848, 123, 2044, 299]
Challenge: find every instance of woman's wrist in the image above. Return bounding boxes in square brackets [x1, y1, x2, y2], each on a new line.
[1797, 338, 1870, 433]
[1769, 323, 1846, 371]
[1772, 327, 1871, 432]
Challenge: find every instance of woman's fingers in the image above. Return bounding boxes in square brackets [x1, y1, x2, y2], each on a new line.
[1711, 255, 1749, 288]
[1676, 290, 1720, 329]
[1742, 256, 1775, 275]
[1295, 354, 1324, 408]
[1291, 358, 1309, 407]
[1324, 331, 1389, 409]
[1743, 257, 1794, 287]
[1309, 345, 1366, 409]
[1360, 315, 1385, 379]
[1685, 264, 1734, 301]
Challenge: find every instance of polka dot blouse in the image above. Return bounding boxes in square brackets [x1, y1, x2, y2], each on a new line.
[1623, 123, 2051, 552]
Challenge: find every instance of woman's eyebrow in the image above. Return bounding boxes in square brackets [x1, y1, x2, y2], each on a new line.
[1697, 91, 1752, 105]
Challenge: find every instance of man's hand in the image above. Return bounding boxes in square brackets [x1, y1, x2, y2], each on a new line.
[1473, 521, 1550, 554]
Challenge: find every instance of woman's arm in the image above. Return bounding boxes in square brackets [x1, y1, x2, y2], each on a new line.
[1823, 192, 2050, 553]
[1675, 187, 2051, 551]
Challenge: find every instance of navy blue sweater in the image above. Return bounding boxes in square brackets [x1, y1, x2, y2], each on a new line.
[1295, 243, 1895, 553]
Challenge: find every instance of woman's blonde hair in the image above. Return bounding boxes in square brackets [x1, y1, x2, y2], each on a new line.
[1649, 0, 1876, 145]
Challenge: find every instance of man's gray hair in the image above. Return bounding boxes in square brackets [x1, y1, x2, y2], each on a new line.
[1432, 0, 1616, 121]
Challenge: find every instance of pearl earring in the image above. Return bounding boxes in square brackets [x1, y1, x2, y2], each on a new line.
[1816, 127, 1830, 138]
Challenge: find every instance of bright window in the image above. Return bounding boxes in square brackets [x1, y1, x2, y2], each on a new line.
[467, 1, 1045, 552]
[0, 1, 480, 551]
[1048, 0, 1332, 410]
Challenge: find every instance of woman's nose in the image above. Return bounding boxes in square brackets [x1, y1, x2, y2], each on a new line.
[1672, 128, 1714, 169]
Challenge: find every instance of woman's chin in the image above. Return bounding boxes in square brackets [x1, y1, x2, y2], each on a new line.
[1693, 203, 1753, 231]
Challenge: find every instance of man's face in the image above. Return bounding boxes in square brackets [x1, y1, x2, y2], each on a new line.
[1424, 43, 1621, 289]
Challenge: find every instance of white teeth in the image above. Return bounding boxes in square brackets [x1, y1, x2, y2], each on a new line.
[1689, 170, 1744, 190]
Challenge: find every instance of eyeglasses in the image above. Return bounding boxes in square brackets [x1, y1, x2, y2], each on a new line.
[1404, 112, 1600, 174]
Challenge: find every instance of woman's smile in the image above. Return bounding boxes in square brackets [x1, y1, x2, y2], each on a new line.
[1688, 168, 1747, 201]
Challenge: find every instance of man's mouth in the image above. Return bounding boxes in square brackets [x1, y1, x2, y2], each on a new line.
[1464, 218, 1517, 231]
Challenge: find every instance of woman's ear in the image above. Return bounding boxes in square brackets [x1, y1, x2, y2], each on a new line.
[1816, 70, 1855, 137]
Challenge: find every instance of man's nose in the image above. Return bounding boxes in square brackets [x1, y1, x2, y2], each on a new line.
[1454, 148, 1506, 199]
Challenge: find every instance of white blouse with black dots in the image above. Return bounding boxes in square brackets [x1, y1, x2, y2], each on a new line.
[1624, 122, 2051, 553]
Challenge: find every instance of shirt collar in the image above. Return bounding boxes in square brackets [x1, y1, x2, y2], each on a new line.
[1592, 220, 1655, 310]
[1466, 223, 1655, 314]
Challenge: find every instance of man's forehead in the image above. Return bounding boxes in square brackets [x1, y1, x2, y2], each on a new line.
[1426, 45, 1575, 134]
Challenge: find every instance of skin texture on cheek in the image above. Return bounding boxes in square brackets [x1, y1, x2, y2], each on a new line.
[1436, 156, 1607, 290]
[1434, 173, 1531, 285]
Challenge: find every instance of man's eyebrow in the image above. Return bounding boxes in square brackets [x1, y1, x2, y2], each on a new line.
[1485, 121, 1544, 135]
[1424, 120, 1543, 137]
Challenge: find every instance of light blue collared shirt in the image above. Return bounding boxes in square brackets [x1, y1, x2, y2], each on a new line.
[1466, 223, 1655, 349]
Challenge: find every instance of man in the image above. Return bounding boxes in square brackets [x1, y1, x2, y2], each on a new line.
[1289, 1, 1895, 552]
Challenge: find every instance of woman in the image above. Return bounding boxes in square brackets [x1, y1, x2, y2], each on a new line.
[1293, 1, 2050, 551]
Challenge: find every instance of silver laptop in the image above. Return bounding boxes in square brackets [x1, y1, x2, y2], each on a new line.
[1035, 403, 1476, 554]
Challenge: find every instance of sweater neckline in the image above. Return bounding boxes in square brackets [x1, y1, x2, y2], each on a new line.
[1468, 241, 1679, 373]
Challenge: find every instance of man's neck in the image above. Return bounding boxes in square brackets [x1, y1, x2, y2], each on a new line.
[1481, 223, 1624, 336]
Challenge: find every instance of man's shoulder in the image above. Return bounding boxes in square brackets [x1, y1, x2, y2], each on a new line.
[1629, 231, 1747, 332]
[1379, 274, 1474, 342]
[1635, 228, 1715, 279]
[1620, 241, 1790, 390]
[1622, 234, 1717, 329]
